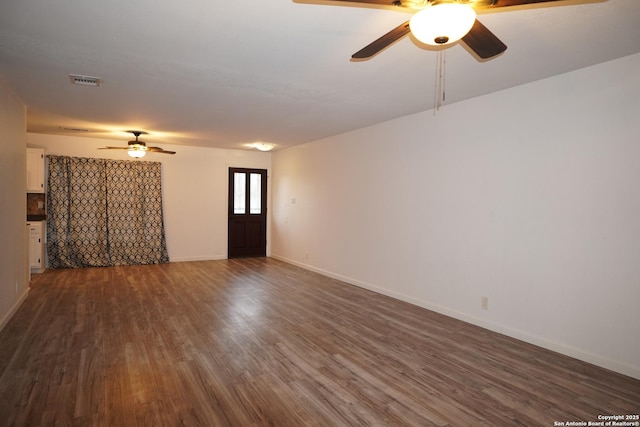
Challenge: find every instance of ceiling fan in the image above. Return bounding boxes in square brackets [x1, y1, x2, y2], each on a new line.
[324, 0, 579, 60]
[99, 130, 176, 158]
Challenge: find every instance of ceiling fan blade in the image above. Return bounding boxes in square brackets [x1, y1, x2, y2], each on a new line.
[147, 147, 176, 154]
[352, 21, 411, 59]
[461, 19, 507, 59]
[98, 146, 129, 150]
[323, 0, 403, 5]
[482, 0, 565, 8]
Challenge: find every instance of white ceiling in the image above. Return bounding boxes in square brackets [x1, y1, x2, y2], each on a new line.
[1, 0, 639, 151]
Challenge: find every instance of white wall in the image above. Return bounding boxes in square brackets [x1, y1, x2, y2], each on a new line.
[271, 53, 640, 379]
[27, 134, 272, 262]
[0, 82, 29, 331]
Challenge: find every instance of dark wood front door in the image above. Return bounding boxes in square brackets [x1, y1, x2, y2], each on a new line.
[228, 168, 267, 258]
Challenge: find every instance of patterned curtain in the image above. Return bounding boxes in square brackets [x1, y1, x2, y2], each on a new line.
[47, 155, 169, 268]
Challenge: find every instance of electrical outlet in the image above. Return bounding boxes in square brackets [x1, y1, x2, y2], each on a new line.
[481, 296, 489, 310]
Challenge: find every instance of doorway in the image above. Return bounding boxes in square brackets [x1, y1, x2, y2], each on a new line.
[228, 167, 267, 258]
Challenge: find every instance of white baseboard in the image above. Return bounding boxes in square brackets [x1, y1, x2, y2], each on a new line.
[168, 255, 227, 262]
[0, 287, 30, 333]
[270, 254, 640, 380]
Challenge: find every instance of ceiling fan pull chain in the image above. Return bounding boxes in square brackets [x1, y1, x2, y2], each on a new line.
[433, 50, 440, 114]
[441, 49, 447, 105]
[433, 49, 446, 114]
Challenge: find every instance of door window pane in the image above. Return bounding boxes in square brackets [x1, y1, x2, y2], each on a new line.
[250, 173, 261, 214]
[234, 173, 246, 214]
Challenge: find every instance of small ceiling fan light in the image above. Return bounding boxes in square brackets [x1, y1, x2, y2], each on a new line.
[127, 147, 147, 158]
[409, 3, 476, 46]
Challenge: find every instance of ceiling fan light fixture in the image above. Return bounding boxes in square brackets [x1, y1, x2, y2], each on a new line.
[409, 3, 476, 46]
[127, 145, 147, 158]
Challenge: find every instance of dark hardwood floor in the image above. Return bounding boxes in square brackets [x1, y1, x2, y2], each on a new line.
[0, 258, 638, 426]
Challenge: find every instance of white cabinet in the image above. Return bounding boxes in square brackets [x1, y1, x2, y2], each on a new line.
[27, 148, 45, 193]
[28, 221, 45, 273]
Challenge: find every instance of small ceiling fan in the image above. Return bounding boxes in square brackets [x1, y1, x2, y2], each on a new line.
[322, 0, 587, 60]
[99, 130, 176, 158]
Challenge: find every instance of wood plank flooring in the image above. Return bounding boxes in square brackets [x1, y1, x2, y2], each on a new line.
[0, 258, 638, 426]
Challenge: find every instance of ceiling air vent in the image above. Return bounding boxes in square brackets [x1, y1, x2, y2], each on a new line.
[60, 126, 90, 132]
[69, 74, 101, 86]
